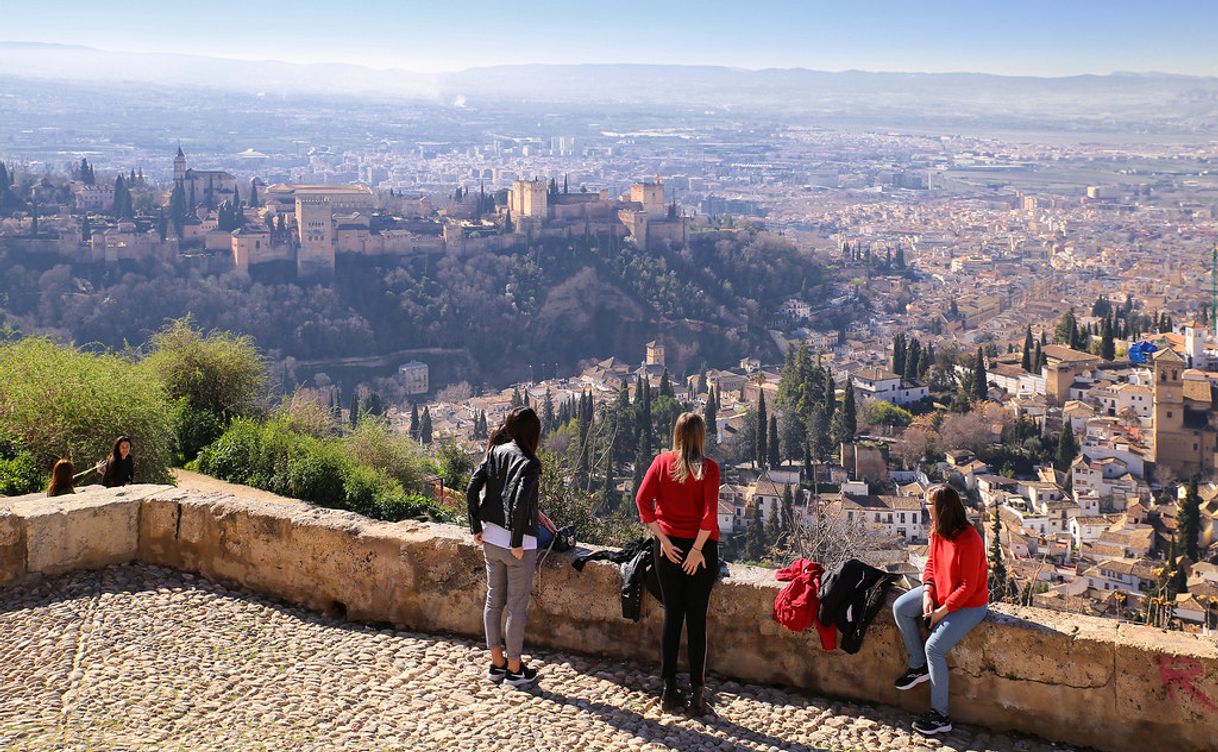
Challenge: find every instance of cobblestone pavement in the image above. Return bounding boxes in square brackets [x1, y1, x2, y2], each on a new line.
[0, 564, 1083, 752]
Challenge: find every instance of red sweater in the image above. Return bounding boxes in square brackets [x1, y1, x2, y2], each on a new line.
[923, 525, 989, 612]
[635, 452, 721, 541]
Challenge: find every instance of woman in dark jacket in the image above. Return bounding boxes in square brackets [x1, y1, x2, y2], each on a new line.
[47, 458, 76, 497]
[96, 435, 134, 488]
[466, 407, 544, 689]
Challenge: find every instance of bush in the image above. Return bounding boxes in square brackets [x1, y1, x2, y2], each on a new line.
[197, 417, 453, 524]
[284, 439, 348, 508]
[143, 317, 266, 418]
[0, 338, 174, 485]
[0, 429, 43, 495]
[169, 397, 226, 464]
[342, 419, 431, 494]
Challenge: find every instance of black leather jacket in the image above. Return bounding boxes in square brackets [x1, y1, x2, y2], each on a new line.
[465, 440, 541, 548]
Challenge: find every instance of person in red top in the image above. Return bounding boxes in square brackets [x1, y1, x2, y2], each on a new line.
[635, 411, 720, 716]
[893, 484, 989, 736]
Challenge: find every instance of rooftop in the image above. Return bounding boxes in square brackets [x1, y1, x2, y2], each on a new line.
[0, 563, 1072, 752]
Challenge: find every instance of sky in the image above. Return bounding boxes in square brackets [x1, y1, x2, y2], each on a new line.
[4, 0, 1217, 77]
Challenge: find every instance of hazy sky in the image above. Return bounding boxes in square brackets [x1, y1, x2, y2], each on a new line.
[5, 0, 1217, 76]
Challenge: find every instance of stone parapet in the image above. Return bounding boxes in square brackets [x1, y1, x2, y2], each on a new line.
[1, 485, 1215, 751]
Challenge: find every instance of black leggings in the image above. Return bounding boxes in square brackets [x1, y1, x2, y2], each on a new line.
[654, 537, 718, 685]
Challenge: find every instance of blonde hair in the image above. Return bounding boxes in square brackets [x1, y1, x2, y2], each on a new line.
[671, 412, 706, 483]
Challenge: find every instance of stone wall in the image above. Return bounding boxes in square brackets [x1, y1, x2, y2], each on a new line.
[2, 485, 1216, 751]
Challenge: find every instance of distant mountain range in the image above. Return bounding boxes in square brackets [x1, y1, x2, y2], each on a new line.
[4, 41, 1218, 130]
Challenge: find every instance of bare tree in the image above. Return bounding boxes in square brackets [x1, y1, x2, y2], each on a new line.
[777, 498, 905, 571]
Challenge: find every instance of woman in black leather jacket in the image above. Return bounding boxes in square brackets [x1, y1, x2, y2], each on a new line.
[466, 406, 544, 688]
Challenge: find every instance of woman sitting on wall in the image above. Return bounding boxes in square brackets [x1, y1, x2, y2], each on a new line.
[892, 484, 989, 736]
[96, 435, 134, 488]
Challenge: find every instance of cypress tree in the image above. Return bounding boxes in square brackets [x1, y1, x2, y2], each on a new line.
[1101, 316, 1116, 361]
[972, 347, 988, 401]
[904, 338, 921, 382]
[1055, 427, 1078, 472]
[892, 333, 907, 376]
[989, 511, 1009, 601]
[1021, 326, 1034, 372]
[349, 393, 359, 428]
[1179, 477, 1202, 562]
[409, 403, 420, 440]
[542, 388, 555, 434]
[767, 416, 781, 469]
[1033, 341, 1044, 372]
[659, 368, 673, 397]
[756, 391, 768, 468]
[419, 407, 433, 445]
[249, 182, 259, 208]
[823, 370, 836, 420]
[81, 214, 91, 241]
[704, 388, 718, 441]
[745, 503, 766, 561]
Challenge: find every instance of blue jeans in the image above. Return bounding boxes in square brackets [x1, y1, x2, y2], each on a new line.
[893, 586, 987, 715]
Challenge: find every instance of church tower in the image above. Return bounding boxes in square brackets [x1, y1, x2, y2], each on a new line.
[1151, 348, 1199, 479]
[174, 145, 187, 184]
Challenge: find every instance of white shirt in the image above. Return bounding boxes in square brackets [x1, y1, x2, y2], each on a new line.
[482, 521, 538, 551]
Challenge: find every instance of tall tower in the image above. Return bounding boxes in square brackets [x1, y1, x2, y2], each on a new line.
[1151, 348, 1198, 479]
[295, 195, 334, 277]
[174, 145, 187, 184]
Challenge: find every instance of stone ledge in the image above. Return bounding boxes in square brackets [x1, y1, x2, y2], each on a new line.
[1, 485, 1216, 751]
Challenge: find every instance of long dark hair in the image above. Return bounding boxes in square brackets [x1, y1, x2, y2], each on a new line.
[48, 458, 74, 497]
[110, 435, 132, 462]
[928, 484, 969, 540]
[486, 406, 542, 456]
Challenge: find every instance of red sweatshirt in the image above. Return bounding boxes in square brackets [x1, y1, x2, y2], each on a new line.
[923, 525, 989, 612]
[635, 452, 721, 541]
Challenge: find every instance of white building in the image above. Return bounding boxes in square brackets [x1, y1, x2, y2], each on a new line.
[851, 367, 929, 406]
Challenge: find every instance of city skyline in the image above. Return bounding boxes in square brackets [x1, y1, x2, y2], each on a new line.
[4, 0, 1218, 78]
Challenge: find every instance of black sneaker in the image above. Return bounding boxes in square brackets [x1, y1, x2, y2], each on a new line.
[660, 680, 687, 713]
[687, 685, 711, 717]
[894, 665, 930, 691]
[488, 661, 508, 684]
[504, 663, 538, 688]
[912, 710, 952, 735]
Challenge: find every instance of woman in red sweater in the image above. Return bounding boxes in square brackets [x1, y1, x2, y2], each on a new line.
[893, 484, 988, 736]
[635, 411, 720, 716]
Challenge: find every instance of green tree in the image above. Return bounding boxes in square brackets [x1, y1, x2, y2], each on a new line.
[1178, 477, 1202, 562]
[1101, 316, 1116, 361]
[419, 407, 433, 445]
[767, 415, 781, 469]
[1054, 308, 1078, 346]
[830, 379, 856, 448]
[1055, 427, 1079, 472]
[1020, 326, 1034, 372]
[744, 503, 766, 561]
[143, 317, 266, 420]
[409, 403, 420, 441]
[755, 390, 768, 468]
[349, 392, 360, 429]
[0, 338, 174, 484]
[779, 408, 805, 464]
[972, 347, 988, 401]
[989, 511, 1009, 601]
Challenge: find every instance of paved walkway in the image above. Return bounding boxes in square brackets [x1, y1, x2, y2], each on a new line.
[0, 565, 1083, 752]
[171, 469, 299, 505]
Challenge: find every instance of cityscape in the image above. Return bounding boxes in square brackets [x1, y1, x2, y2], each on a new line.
[2, 3, 1218, 751]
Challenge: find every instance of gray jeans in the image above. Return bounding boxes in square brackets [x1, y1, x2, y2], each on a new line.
[483, 543, 538, 661]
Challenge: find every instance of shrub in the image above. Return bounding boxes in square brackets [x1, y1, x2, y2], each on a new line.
[0, 338, 174, 485]
[0, 429, 43, 496]
[284, 438, 348, 508]
[197, 417, 452, 524]
[376, 492, 448, 523]
[169, 397, 226, 464]
[343, 419, 431, 494]
[143, 317, 266, 418]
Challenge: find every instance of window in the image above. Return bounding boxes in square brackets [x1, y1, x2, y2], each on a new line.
[1167, 411, 1173, 419]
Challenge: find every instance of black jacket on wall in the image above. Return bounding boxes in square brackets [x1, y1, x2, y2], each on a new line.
[817, 558, 898, 654]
